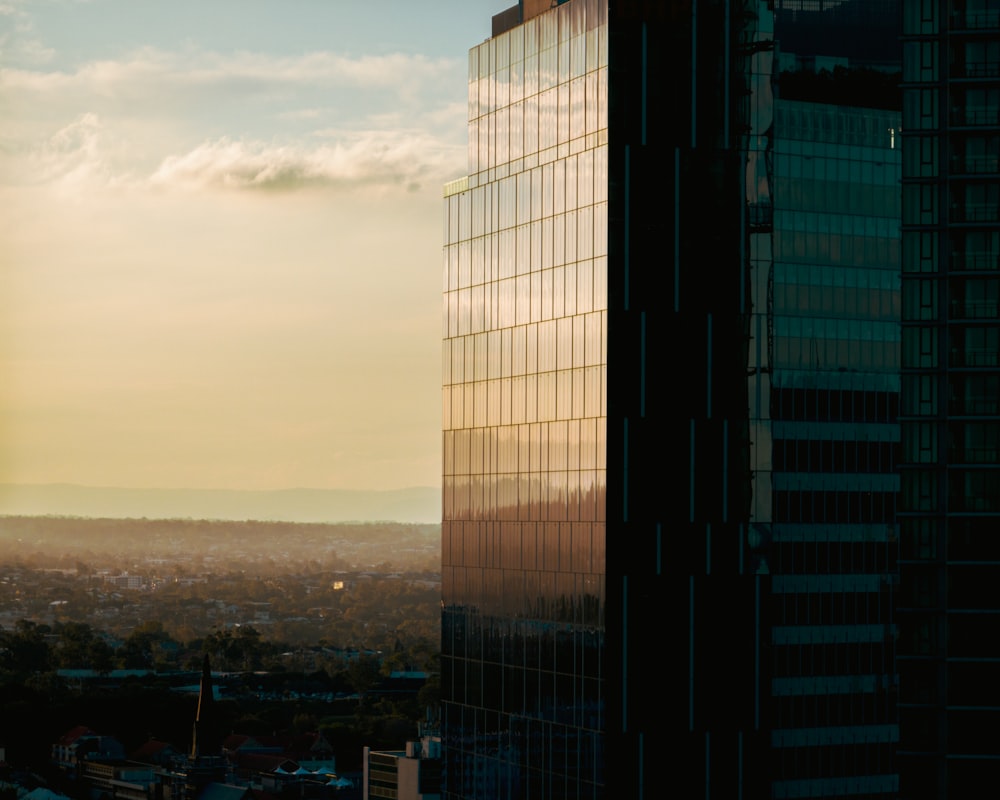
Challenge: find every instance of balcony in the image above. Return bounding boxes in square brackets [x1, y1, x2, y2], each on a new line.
[951, 300, 1000, 319]
[951, 349, 1000, 368]
[950, 154, 1000, 174]
[951, 204, 1000, 223]
[957, 62, 1000, 79]
[951, 397, 1000, 415]
[951, 108, 1000, 127]
[950, 252, 1000, 270]
[951, 445, 1000, 464]
[952, 10, 1000, 30]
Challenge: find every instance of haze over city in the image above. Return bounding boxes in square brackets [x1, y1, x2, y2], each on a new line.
[1, 0, 499, 504]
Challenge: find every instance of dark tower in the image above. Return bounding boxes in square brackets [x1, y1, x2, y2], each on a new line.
[898, 2, 1000, 797]
[191, 654, 220, 760]
[185, 655, 225, 800]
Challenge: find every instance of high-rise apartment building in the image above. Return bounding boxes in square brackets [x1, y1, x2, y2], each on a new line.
[442, 1, 900, 796]
[898, 2, 1000, 797]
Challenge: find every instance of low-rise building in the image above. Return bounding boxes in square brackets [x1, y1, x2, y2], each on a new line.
[52, 727, 125, 778]
[362, 724, 440, 800]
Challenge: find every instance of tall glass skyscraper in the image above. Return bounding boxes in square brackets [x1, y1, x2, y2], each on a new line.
[442, 1, 900, 797]
[898, 2, 1000, 797]
[757, 97, 902, 798]
[442, 3, 612, 794]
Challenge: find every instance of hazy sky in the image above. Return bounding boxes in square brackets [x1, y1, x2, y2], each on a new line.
[1, 0, 499, 492]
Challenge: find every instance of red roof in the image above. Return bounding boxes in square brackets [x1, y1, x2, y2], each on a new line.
[57, 726, 94, 746]
[130, 739, 175, 761]
[222, 734, 255, 752]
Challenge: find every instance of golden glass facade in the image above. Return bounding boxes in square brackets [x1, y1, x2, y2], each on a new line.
[441, 1, 608, 796]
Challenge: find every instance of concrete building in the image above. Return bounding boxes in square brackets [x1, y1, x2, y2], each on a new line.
[363, 725, 441, 800]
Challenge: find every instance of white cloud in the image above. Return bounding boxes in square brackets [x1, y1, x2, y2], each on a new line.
[2, 45, 468, 193]
[17, 112, 129, 189]
[8, 114, 463, 193]
[1, 47, 458, 102]
[149, 131, 463, 192]
[0, 1, 53, 65]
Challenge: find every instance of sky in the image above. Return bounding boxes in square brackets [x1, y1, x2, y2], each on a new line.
[0, 0, 500, 493]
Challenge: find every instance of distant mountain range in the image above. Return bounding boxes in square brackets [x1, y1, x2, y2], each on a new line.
[0, 483, 441, 524]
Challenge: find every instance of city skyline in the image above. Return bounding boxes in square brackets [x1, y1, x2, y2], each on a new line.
[1, 0, 500, 496]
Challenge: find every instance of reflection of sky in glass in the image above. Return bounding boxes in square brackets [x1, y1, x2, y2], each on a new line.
[442, 0, 608, 794]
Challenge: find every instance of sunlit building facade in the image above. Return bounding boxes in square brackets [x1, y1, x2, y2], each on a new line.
[442, 2, 611, 794]
[442, 0, 900, 797]
[898, 2, 1000, 797]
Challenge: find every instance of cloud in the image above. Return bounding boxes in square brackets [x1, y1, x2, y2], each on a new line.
[5, 113, 464, 194]
[9, 114, 463, 193]
[1, 47, 458, 103]
[2, 45, 468, 193]
[149, 131, 464, 192]
[17, 112, 128, 189]
[0, 1, 54, 65]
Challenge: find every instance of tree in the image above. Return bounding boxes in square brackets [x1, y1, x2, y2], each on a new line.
[346, 655, 381, 701]
[204, 625, 269, 671]
[417, 672, 440, 711]
[89, 638, 116, 675]
[24, 671, 68, 698]
[53, 621, 97, 668]
[291, 712, 318, 734]
[0, 620, 52, 674]
[119, 620, 178, 670]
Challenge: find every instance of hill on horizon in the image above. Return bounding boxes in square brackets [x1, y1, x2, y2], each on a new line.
[0, 483, 441, 524]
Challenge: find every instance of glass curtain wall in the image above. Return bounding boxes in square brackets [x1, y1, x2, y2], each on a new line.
[441, 1, 608, 797]
[767, 100, 901, 798]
